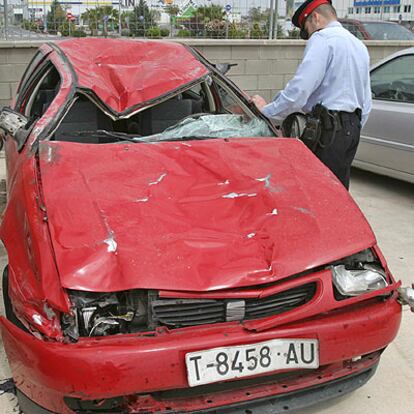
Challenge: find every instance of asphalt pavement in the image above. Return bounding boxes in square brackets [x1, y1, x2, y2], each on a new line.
[0, 168, 412, 413]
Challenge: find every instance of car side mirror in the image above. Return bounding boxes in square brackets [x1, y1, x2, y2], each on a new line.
[0, 107, 28, 136]
[0, 107, 30, 151]
[215, 63, 238, 75]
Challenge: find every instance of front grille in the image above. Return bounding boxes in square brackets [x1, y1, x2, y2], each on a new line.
[151, 299, 226, 327]
[151, 283, 316, 328]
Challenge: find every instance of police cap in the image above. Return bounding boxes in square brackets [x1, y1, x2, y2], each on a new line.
[292, 0, 332, 28]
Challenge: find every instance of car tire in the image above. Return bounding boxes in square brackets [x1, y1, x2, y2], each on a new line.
[2, 265, 28, 331]
[16, 389, 55, 414]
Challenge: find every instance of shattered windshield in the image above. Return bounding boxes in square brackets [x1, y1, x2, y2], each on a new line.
[133, 114, 273, 142]
[52, 79, 275, 144]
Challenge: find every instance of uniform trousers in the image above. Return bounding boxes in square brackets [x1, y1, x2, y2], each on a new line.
[314, 111, 361, 190]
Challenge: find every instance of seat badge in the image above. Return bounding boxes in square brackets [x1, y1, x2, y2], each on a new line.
[226, 300, 246, 322]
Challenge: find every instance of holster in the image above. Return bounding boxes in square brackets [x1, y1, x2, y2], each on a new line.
[300, 104, 341, 152]
[300, 116, 321, 152]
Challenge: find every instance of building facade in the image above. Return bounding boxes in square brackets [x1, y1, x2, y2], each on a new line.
[333, 0, 414, 23]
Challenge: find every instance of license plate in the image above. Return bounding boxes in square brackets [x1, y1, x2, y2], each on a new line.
[185, 338, 319, 387]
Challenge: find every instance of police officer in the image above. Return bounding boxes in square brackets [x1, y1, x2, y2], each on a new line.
[252, 0, 372, 189]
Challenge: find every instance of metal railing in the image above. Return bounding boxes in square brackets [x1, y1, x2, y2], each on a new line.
[1, 0, 414, 40]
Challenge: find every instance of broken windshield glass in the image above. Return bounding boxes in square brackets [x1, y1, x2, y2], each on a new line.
[133, 114, 274, 143]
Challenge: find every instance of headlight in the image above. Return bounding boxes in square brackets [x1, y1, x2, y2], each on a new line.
[62, 290, 148, 341]
[332, 264, 388, 296]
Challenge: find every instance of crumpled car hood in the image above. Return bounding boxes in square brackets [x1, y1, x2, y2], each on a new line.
[38, 139, 375, 293]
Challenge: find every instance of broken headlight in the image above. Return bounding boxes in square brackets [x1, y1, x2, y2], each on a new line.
[62, 290, 148, 341]
[331, 249, 388, 297]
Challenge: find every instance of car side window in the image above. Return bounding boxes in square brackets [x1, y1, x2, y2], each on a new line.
[214, 80, 250, 117]
[24, 64, 61, 119]
[353, 27, 365, 40]
[15, 52, 49, 112]
[342, 23, 364, 39]
[371, 55, 414, 103]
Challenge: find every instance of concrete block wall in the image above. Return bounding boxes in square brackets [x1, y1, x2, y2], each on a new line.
[0, 39, 414, 107]
[0, 43, 37, 107]
[185, 39, 414, 102]
[189, 40, 307, 102]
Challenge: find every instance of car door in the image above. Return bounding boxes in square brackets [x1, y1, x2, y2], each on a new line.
[2, 52, 47, 181]
[3, 54, 61, 184]
[356, 53, 414, 182]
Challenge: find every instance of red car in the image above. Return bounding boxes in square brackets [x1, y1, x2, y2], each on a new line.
[339, 19, 414, 40]
[0, 39, 406, 413]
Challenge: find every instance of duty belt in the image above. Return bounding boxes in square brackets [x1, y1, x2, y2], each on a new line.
[300, 104, 362, 152]
[327, 108, 362, 130]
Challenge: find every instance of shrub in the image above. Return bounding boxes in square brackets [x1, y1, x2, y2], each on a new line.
[145, 26, 161, 38]
[251, 22, 265, 39]
[58, 21, 86, 37]
[228, 22, 247, 39]
[288, 28, 301, 39]
[73, 28, 87, 37]
[205, 19, 226, 39]
[22, 19, 38, 31]
[177, 29, 191, 37]
[160, 28, 170, 37]
[58, 22, 75, 36]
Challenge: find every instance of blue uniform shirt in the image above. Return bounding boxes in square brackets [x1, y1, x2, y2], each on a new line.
[262, 21, 372, 127]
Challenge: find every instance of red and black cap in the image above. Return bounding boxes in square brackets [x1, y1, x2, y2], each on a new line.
[292, 0, 332, 28]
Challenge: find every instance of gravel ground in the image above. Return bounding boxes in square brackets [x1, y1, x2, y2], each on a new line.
[0, 168, 412, 414]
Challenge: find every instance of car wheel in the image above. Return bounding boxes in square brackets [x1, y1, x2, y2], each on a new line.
[16, 389, 55, 414]
[2, 265, 28, 331]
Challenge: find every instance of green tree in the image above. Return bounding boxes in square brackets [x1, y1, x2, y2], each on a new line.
[195, 4, 225, 23]
[128, 0, 158, 37]
[81, 6, 119, 34]
[177, 4, 225, 38]
[47, 0, 66, 34]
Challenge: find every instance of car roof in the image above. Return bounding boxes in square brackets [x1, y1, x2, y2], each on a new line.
[340, 19, 398, 24]
[371, 47, 414, 71]
[55, 38, 210, 114]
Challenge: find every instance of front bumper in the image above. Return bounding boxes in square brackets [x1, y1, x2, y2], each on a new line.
[1, 295, 401, 414]
[17, 360, 379, 414]
[215, 361, 379, 414]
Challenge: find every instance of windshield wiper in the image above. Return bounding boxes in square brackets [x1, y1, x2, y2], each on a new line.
[70, 130, 139, 142]
[70, 130, 214, 144]
[136, 135, 213, 143]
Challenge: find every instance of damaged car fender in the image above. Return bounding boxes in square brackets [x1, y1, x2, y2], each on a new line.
[0, 150, 70, 338]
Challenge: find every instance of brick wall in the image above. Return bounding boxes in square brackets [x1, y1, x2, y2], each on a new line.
[0, 39, 414, 107]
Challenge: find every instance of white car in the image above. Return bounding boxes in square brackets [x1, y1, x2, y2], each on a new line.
[354, 47, 414, 183]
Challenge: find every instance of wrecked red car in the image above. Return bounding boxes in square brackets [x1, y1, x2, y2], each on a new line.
[0, 39, 403, 413]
